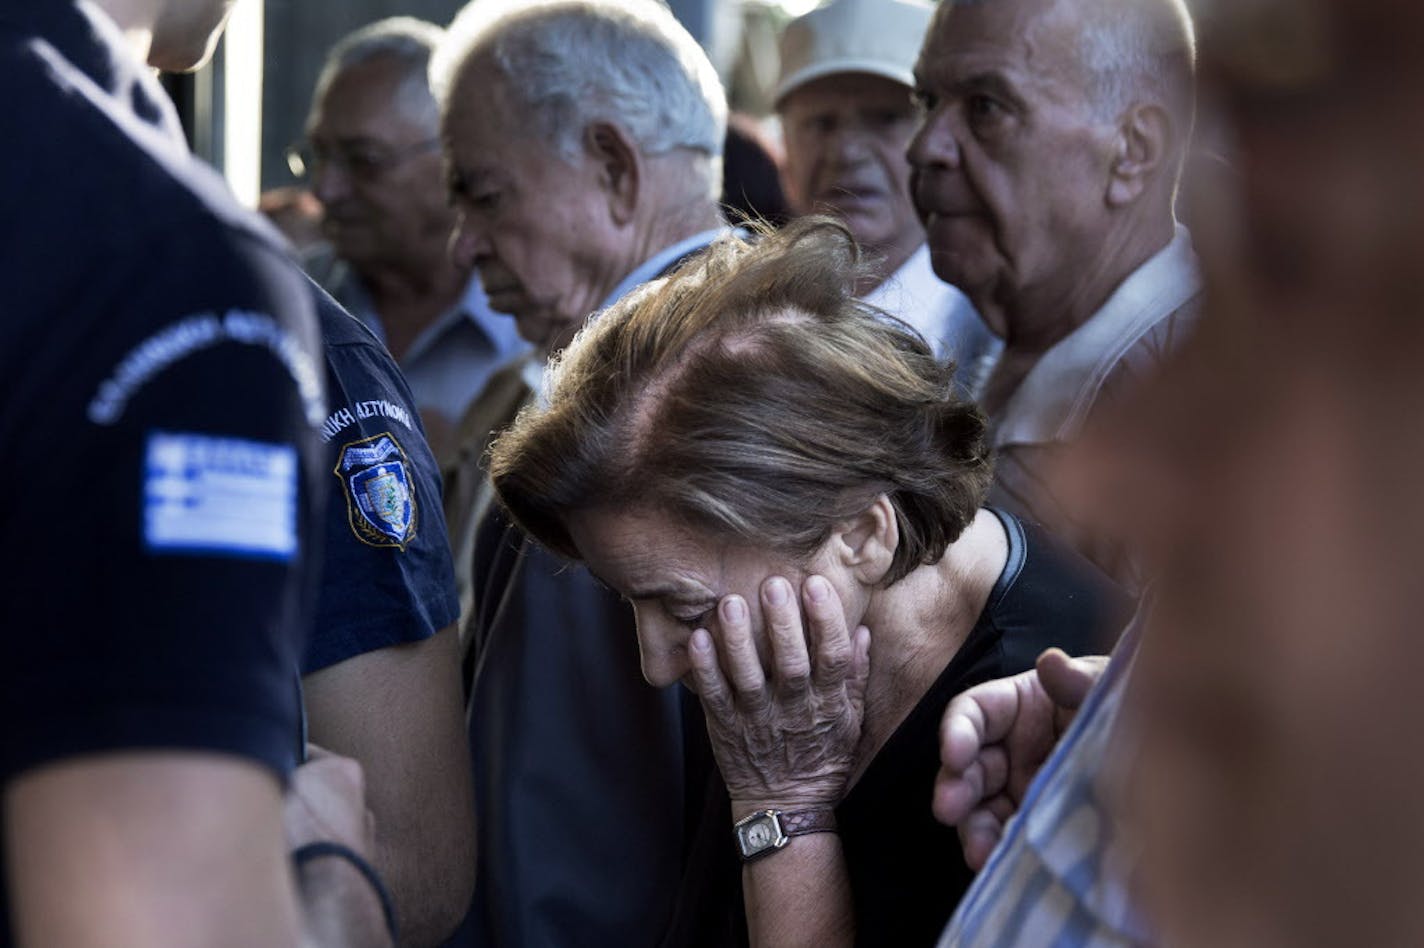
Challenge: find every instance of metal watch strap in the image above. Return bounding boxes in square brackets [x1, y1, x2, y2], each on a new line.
[779, 808, 837, 837]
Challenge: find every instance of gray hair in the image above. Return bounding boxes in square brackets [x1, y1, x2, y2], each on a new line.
[1078, 0, 1196, 120]
[312, 17, 446, 127]
[432, 0, 726, 189]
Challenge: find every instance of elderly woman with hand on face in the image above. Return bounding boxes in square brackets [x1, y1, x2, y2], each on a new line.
[488, 219, 1129, 947]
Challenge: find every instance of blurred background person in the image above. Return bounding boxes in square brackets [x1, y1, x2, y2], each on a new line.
[776, 0, 999, 398]
[431, 0, 731, 943]
[909, 0, 1199, 590]
[295, 17, 528, 463]
[260, 185, 326, 255]
[1126, 0, 1424, 945]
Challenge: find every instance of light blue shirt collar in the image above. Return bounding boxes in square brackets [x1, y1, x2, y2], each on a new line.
[524, 227, 735, 401]
[324, 263, 524, 367]
[398, 273, 526, 366]
[597, 227, 733, 310]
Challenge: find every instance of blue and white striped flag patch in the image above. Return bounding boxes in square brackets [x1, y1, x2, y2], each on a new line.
[143, 431, 298, 561]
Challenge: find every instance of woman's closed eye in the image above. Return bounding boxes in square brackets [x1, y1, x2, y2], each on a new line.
[666, 602, 714, 629]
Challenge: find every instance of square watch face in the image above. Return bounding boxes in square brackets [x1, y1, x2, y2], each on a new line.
[736, 811, 787, 857]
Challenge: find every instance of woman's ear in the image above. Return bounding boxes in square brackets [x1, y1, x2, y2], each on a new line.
[830, 494, 899, 586]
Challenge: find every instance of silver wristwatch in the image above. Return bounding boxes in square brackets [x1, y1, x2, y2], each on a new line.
[733, 808, 838, 862]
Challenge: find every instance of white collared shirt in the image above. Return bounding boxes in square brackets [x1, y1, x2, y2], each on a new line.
[988, 226, 1201, 587]
[993, 225, 1200, 449]
[863, 242, 1003, 399]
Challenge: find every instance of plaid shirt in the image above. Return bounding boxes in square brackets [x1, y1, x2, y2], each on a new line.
[938, 623, 1152, 948]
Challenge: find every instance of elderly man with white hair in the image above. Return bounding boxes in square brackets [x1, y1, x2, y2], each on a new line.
[430, 2, 729, 944]
[910, 0, 1200, 588]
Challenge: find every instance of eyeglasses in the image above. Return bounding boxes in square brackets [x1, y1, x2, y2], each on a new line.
[285, 137, 440, 182]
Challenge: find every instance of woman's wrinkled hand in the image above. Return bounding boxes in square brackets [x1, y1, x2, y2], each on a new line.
[689, 573, 872, 812]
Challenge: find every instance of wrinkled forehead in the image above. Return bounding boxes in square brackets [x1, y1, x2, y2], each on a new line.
[441, 49, 515, 135]
[568, 505, 726, 581]
[917, 0, 1094, 92]
[439, 55, 536, 171]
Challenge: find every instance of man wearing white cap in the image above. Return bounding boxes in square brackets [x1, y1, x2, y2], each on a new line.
[776, 0, 1000, 398]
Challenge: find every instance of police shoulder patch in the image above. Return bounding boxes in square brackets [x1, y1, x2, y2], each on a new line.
[334, 432, 418, 550]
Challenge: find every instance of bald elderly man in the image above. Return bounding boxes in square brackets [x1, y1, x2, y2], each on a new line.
[910, 0, 1199, 589]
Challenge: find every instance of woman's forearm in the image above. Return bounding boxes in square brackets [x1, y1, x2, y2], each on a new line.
[742, 832, 855, 948]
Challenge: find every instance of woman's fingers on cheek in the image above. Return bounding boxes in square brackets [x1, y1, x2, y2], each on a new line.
[803, 574, 851, 646]
[803, 575, 853, 685]
[689, 628, 732, 715]
[718, 595, 769, 707]
[762, 576, 811, 690]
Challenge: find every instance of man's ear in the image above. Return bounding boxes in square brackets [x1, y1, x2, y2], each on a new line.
[584, 121, 641, 226]
[1107, 103, 1172, 207]
[831, 494, 900, 586]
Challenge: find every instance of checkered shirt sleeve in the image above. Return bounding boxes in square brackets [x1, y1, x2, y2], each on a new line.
[937, 627, 1154, 948]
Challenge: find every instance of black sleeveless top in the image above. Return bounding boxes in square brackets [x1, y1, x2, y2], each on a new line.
[659, 509, 1132, 948]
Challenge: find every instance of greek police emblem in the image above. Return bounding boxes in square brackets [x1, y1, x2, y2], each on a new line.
[335, 433, 418, 550]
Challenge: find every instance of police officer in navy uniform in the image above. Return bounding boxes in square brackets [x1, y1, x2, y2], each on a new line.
[304, 283, 475, 946]
[1, 1, 389, 944]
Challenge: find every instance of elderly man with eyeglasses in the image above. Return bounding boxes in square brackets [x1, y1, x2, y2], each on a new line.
[294, 18, 529, 463]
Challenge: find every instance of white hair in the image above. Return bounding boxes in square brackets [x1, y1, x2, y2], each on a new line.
[432, 0, 727, 194]
[313, 17, 445, 127]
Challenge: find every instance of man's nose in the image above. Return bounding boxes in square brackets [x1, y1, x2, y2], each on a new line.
[311, 159, 353, 205]
[907, 106, 962, 172]
[828, 124, 874, 165]
[448, 211, 491, 272]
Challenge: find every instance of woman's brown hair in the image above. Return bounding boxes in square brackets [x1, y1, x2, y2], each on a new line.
[488, 217, 992, 584]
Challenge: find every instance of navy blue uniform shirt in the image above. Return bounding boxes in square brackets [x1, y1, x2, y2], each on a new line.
[306, 285, 460, 673]
[0, 2, 325, 941]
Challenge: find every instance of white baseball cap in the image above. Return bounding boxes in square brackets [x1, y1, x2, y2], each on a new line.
[774, 0, 935, 108]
